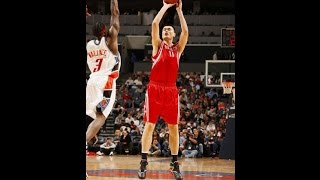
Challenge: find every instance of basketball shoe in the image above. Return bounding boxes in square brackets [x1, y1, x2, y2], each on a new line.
[170, 161, 183, 180]
[138, 159, 148, 179]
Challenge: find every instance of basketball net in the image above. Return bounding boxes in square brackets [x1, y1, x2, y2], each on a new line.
[222, 81, 234, 94]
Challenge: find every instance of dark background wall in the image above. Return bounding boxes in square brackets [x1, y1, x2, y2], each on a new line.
[87, 0, 235, 14]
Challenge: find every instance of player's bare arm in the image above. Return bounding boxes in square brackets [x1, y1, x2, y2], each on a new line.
[151, 0, 176, 56]
[86, 4, 91, 17]
[176, 0, 188, 54]
[108, 0, 120, 54]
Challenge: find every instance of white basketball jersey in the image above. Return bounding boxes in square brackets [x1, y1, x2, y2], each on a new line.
[86, 37, 120, 77]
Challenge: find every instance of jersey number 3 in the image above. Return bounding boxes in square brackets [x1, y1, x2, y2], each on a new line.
[93, 58, 103, 72]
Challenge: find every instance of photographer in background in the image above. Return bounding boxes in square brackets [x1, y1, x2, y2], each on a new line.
[181, 128, 203, 158]
[179, 131, 187, 155]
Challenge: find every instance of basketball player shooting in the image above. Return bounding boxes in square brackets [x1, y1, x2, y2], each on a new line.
[138, 0, 188, 180]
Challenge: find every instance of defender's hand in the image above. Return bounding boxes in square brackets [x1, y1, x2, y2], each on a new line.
[86, 5, 91, 17]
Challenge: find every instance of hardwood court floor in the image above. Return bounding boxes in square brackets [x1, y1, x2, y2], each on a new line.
[86, 155, 235, 180]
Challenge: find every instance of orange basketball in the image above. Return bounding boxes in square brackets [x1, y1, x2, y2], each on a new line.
[164, 0, 178, 4]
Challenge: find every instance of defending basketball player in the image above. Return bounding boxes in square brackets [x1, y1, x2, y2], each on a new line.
[138, 0, 188, 179]
[86, 0, 120, 163]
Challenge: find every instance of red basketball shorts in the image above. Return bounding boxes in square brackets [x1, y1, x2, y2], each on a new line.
[143, 81, 179, 125]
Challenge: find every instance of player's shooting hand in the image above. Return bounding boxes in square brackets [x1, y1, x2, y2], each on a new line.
[176, 0, 182, 11]
[163, 0, 177, 8]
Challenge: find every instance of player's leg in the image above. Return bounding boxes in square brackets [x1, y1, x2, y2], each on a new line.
[86, 112, 106, 142]
[86, 89, 110, 178]
[138, 121, 156, 179]
[138, 86, 160, 179]
[168, 124, 183, 180]
[163, 87, 183, 180]
[86, 90, 111, 142]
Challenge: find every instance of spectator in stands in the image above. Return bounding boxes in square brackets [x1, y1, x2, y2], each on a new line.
[133, 76, 143, 87]
[161, 133, 171, 157]
[148, 138, 161, 156]
[125, 113, 135, 125]
[129, 120, 138, 134]
[113, 130, 121, 154]
[205, 131, 220, 157]
[135, 108, 144, 121]
[152, 130, 160, 141]
[125, 76, 134, 86]
[122, 89, 132, 108]
[118, 130, 133, 154]
[206, 120, 216, 132]
[207, 88, 218, 99]
[96, 137, 116, 156]
[114, 111, 124, 129]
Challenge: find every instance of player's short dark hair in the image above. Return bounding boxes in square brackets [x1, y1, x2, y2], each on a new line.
[161, 23, 175, 31]
[92, 22, 107, 38]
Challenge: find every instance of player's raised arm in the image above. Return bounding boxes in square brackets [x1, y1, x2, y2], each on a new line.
[151, 1, 176, 54]
[176, 0, 188, 53]
[86, 4, 91, 17]
[108, 0, 120, 54]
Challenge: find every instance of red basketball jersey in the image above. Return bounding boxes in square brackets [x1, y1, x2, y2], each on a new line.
[149, 41, 180, 84]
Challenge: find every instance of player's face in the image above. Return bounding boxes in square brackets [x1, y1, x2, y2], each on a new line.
[162, 26, 175, 40]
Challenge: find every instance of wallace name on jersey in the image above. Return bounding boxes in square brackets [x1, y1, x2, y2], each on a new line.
[87, 49, 107, 58]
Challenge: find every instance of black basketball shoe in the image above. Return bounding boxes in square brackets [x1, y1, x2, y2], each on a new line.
[170, 161, 183, 180]
[138, 159, 148, 179]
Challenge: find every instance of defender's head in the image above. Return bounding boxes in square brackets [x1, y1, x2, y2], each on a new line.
[92, 22, 108, 39]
